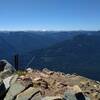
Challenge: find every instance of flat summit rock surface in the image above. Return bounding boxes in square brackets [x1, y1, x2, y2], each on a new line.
[0, 60, 100, 100]
[24, 68, 100, 100]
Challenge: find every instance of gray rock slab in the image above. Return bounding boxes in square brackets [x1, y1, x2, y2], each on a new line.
[42, 96, 62, 100]
[0, 80, 6, 99]
[16, 87, 41, 100]
[31, 92, 42, 100]
[3, 75, 13, 89]
[4, 81, 27, 100]
[0, 60, 16, 79]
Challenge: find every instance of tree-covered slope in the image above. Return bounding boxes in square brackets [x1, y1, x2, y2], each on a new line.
[30, 34, 100, 80]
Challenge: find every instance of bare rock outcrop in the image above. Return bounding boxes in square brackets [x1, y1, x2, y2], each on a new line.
[0, 60, 100, 100]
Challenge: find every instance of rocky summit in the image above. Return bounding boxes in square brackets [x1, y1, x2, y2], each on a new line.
[0, 60, 100, 100]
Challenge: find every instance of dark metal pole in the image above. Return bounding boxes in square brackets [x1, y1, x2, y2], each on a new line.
[14, 54, 19, 70]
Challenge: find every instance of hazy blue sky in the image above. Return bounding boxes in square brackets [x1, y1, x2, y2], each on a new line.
[0, 0, 100, 30]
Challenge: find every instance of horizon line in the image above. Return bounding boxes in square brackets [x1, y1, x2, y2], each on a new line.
[0, 29, 100, 32]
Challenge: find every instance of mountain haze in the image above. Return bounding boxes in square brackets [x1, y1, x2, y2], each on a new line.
[0, 31, 100, 80]
[0, 31, 80, 54]
[28, 34, 100, 81]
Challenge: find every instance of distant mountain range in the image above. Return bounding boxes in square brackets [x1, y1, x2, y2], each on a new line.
[0, 31, 100, 80]
[0, 31, 86, 60]
[0, 31, 81, 54]
[27, 33, 100, 81]
[0, 31, 80, 64]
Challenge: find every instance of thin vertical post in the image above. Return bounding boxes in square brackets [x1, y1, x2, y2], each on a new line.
[14, 54, 19, 70]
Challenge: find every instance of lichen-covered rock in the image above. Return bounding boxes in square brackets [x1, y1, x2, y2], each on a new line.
[16, 87, 41, 100]
[42, 96, 62, 100]
[26, 68, 33, 73]
[0, 60, 16, 79]
[31, 92, 42, 100]
[33, 78, 48, 89]
[0, 60, 99, 100]
[42, 68, 54, 75]
[63, 85, 88, 100]
[10, 74, 19, 85]
[0, 60, 16, 99]
[4, 78, 32, 100]
[0, 79, 6, 99]
[4, 81, 26, 100]
[3, 75, 13, 89]
[0, 76, 17, 100]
